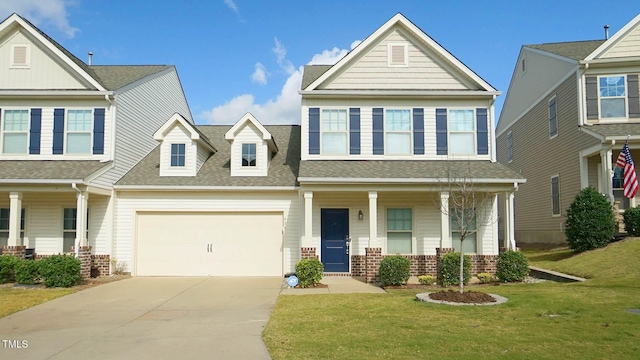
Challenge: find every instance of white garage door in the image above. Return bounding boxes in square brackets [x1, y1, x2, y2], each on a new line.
[136, 212, 283, 276]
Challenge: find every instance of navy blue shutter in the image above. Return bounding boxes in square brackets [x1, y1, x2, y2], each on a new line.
[435, 108, 448, 155]
[586, 76, 598, 120]
[308, 108, 320, 155]
[29, 108, 42, 154]
[372, 108, 384, 155]
[53, 108, 65, 154]
[412, 108, 424, 155]
[476, 108, 489, 155]
[349, 108, 360, 155]
[93, 108, 105, 154]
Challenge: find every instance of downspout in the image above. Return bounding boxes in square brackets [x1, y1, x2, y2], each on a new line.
[72, 183, 81, 258]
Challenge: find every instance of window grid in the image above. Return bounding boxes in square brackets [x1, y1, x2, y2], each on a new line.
[321, 109, 348, 155]
[170, 143, 186, 167]
[66, 110, 92, 154]
[387, 208, 412, 254]
[0, 208, 25, 247]
[63, 208, 76, 253]
[599, 76, 626, 118]
[3, 110, 29, 154]
[385, 109, 411, 155]
[449, 109, 475, 155]
[612, 167, 630, 209]
[507, 131, 513, 161]
[551, 176, 560, 216]
[549, 97, 557, 137]
[451, 208, 477, 254]
[242, 143, 256, 167]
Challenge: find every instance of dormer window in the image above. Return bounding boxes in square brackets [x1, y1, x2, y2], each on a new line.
[170, 143, 185, 167]
[242, 143, 257, 167]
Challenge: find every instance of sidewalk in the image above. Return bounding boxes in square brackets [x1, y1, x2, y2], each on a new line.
[280, 276, 387, 295]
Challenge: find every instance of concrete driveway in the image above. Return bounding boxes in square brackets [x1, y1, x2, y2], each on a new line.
[0, 277, 283, 360]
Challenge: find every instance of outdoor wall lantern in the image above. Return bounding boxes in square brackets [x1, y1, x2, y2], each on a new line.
[358, 210, 364, 220]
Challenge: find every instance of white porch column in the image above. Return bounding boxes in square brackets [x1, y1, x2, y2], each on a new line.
[303, 191, 313, 247]
[503, 191, 516, 250]
[75, 190, 89, 252]
[7, 192, 22, 246]
[368, 191, 378, 248]
[601, 148, 614, 202]
[440, 192, 451, 248]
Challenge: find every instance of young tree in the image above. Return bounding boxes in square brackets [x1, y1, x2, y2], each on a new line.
[435, 161, 495, 294]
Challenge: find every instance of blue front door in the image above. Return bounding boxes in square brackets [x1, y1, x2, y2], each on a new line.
[321, 209, 349, 272]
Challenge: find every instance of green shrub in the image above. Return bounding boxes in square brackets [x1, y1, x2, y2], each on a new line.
[477, 272, 493, 284]
[0, 255, 19, 283]
[418, 274, 434, 285]
[15, 260, 41, 285]
[379, 255, 411, 286]
[623, 206, 640, 236]
[438, 252, 471, 287]
[496, 250, 529, 282]
[565, 187, 615, 252]
[39, 255, 82, 287]
[295, 258, 323, 288]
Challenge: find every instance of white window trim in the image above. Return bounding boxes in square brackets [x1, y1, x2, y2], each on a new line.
[448, 108, 477, 156]
[450, 208, 479, 254]
[597, 75, 628, 121]
[1, 108, 30, 155]
[10, 44, 30, 68]
[384, 109, 412, 156]
[170, 143, 186, 167]
[241, 143, 257, 167]
[384, 207, 415, 255]
[549, 95, 558, 139]
[65, 109, 93, 155]
[387, 42, 408, 67]
[551, 174, 561, 217]
[507, 130, 513, 162]
[320, 108, 349, 155]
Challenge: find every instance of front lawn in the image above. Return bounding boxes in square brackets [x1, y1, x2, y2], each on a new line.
[263, 239, 640, 359]
[0, 287, 75, 317]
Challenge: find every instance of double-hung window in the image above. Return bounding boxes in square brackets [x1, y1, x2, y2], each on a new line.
[0, 208, 25, 247]
[551, 175, 560, 216]
[507, 131, 513, 162]
[612, 167, 630, 209]
[387, 208, 412, 254]
[63, 208, 76, 253]
[385, 110, 411, 155]
[321, 109, 348, 155]
[242, 143, 256, 167]
[599, 76, 626, 118]
[549, 96, 558, 138]
[3, 110, 29, 154]
[451, 208, 477, 253]
[449, 110, 475, 155]
[170, 144, 185, 167]
[66, 110, 92, 154]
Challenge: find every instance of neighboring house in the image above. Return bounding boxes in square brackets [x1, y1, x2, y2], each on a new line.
[496, 14, 640, 244]
[0, 14, 191, 275]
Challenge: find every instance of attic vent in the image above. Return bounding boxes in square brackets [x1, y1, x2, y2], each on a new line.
[388, 43, 408, 67]
[11, 45, 30, 68]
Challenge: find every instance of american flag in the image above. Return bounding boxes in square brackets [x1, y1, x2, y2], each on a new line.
[616, 142, 638, 198]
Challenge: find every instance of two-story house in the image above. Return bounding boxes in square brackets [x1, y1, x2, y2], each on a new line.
[111, 14, 525, 281]
[497, 14, 640, 244]
[0, 14, 192, 275]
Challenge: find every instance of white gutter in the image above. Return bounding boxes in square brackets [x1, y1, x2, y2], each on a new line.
[113, 185, 300, 191]
[298, 90, 502, 97]
[297, 177, 526, 184]
[0, 90, 113, 97]
[0, 179, 84, 184]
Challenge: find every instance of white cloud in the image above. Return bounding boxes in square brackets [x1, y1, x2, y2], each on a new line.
[251, 62, 268, 85]
[272, 37, 295, 75]
[223, 0, 245, 23]
[0, 0, 78, 38]
[199, 41, 356, 125]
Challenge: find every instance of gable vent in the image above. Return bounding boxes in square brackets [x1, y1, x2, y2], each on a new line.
[11, 45, 29, 67]
[388, 43, 408, 66]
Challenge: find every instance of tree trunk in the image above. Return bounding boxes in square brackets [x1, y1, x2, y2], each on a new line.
[459, 249, 464, 294]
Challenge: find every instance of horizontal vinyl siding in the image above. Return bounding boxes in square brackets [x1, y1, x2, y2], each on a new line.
[325, 30, 467, 90]
[92, 69, 191, 187]
[497, 75, 600, 243]
[114, 191, 299, 275]
[601, 27, 640, 58]
[89, 195, 110, 254]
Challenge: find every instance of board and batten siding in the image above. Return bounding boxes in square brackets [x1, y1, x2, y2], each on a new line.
[0, 29, 89, 90]
[324, 30, 468, 90]
[498, 48, 577, 136]
[114, 191, 299, 274]
[601, 26, 640, 58]
[92, 68, 192, 187]
[496, 75, 599, 243]
[301, 98, 495, 161]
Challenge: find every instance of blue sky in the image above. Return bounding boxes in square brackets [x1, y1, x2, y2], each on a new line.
[1, 1, 639, 125]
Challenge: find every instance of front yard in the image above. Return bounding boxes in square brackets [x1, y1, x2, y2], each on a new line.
[263, 239, 640, 359]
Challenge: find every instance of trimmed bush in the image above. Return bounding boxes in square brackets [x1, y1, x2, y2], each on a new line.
[565, 187, 616, 253]
[39, 255, 82, 288]
[418, 274, 434, 286]
[477, 272, 493, 284]
[15, 260, 41, 285]
[295, 258, 323, 288]
[0, 255, 19, 283]
[379, 255, 411, 286]
[438, 252, 471, 287]
[623, 206, 640, 236]
[496, 250, 529, 282]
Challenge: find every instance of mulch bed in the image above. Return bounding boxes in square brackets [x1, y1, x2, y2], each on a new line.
[295, 283, 328, 289]
[428, 290, 496, 304]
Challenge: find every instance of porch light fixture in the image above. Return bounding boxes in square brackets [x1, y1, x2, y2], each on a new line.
[358, 210, 364, 220]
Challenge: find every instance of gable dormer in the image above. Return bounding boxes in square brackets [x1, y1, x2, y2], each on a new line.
[225, 113, 277, 177]
[154, 113, 215, 177]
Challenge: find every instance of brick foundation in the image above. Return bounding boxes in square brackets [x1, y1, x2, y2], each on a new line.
[300, 247, 317, 259]
[365, 247, 382, 283]
[471, 255, 498, 274]
[1, 245, 26, 259]
[91, 254, 110, 277]
[71, 246, 92, 279]
[351, 255, 366, 276]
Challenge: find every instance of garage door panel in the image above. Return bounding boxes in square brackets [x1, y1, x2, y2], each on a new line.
[136, 212, 283, 276]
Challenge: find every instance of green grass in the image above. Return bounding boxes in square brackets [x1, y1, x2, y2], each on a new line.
[264, 238, 640, 359]
[0, 287, 75, 317]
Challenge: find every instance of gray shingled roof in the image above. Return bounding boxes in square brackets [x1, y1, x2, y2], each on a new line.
[117, 126, 300, 187]
[583, 123, 640, 139]
[89, 66, 172, 91]
[526, 40, 605, 61]
[301, 65, 332, 90]
[0, 161, 111, 181]
[298, 160, 525, 182]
